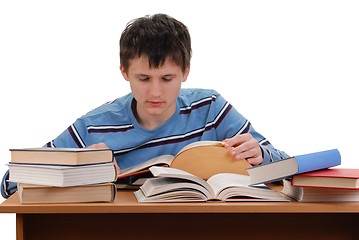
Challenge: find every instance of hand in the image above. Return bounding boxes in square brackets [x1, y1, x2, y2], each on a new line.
[87, 142, 110, 149]
[222, 133, 263, 165]
[87, 142, 121, 174]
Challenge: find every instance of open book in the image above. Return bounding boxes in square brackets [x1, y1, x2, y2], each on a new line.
[118, 141, 251, 180]
[134, 166, 289, 202]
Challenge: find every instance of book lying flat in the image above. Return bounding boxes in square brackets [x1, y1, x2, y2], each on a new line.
[291, 168, 359, 189]
[17, 182, 116, 204]
[247, 149, 341, 185]
[10, 147, 114, 165]
[281, 179, 359, 202]
[118, 140, 251, 180]
[8, 162, 117, 187]
[134, 166, 289, 203]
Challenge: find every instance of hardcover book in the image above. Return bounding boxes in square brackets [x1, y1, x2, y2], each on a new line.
[10, 147, 114, 165]
[247, 149, 341, 185]
[118, 140, 251, 180]
[17, 182, 116, 204]
[281, 179, 359, 202]
[291, 168, 359, 189]
[8, 162, 117, 187]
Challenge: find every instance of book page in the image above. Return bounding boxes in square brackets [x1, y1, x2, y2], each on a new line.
[118, 154, 174, 178]
[135, 188, 207, 202]
[149, 166, 215, 196]
[207, 173, 251, 196]
[177, 141, 224, 155]
[140, 177, 212, 200]
[207, 173, 288, 201]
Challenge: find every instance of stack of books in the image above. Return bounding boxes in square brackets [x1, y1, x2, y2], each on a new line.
[281, 168, 359, 202]
[246, 148, 359, 202]
[7, 147, 117, 204]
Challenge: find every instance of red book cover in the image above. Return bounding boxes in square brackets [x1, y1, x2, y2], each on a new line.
[292, 168, 359, 189]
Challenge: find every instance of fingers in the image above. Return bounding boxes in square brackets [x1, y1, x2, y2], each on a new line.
[223, 133, 263, 165]
[246, 155, 263, 165]
[223, 134, 248, 148]
[87, 143, 121, 173]
[232, 145, 259, 159]
[87, 142, 110, 149]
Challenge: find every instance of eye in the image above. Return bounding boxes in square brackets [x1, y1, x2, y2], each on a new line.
[138, 77, 149, 81]
[162, 76, 174, 81]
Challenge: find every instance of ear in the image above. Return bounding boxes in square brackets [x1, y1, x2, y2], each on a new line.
[182, 66, 190, 82]
[120, 65, 129, 81]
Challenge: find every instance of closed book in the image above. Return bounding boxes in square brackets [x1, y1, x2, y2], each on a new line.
[10, 147, 113, 165]
[247, 149, 341, 185]
[292, 168, 359, 189]
[18, 183, 116, 204]
[281, 179, 359, 202]
[8, 162, 117, 187]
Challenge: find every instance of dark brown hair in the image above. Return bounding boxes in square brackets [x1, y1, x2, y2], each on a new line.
[120, 13, 191, 73]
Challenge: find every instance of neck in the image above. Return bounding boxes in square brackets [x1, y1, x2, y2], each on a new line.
[131, 100, 175, 130]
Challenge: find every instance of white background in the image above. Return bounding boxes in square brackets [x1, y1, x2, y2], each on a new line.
[1, 0, 358, 238]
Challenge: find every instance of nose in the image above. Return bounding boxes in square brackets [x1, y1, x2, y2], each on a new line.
[149, 79, 162, 98]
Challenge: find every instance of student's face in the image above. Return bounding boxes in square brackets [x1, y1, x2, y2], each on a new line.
[120, 56, 189, 128]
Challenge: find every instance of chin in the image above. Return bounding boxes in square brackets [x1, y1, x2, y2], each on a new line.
[147, 109, 165, 115]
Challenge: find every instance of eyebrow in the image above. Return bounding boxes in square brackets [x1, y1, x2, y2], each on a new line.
[135, 73, 149, 77]
[163, 74, 176, 77]
[134, 73, 177, 77]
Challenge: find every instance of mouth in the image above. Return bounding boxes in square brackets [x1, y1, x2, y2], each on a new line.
[147, 100, 164, 108]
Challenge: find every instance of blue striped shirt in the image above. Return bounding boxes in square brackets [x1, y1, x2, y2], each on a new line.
[1, 88, 288, 198]
[47, 88, 288, 168]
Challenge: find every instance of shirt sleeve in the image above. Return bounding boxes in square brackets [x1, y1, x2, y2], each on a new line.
[47, 118, 89, 148]
[213, 92, 290, 163]
[1, 170, 17, 199]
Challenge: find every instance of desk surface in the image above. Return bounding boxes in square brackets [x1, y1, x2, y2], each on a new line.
[1, 190, 359, 214]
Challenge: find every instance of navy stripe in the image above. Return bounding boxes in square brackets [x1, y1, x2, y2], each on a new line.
[211, 103, 232, 129]
[268, 149, 273, 162]
[180, 95, 216, 114]
[45, 141, 56, 148]
[1, 170, 10, 198]
[260, 139, 271, 146]
[238, 120, 251, 134]
[134, 132, 203, 149]
[67, 125, 85, 148]
[114, 103, 233, 157]
[88, 125, 134, 133]
[114, 132, 203, 157]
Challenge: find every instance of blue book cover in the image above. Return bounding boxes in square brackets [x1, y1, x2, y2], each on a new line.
[295, 149, 341, 174]
[247, 148, 341, 185]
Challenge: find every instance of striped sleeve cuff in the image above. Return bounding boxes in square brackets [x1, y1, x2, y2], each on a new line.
[1, 170, 17, 199]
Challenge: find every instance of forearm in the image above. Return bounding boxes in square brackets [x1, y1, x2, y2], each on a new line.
[260, 144, 289, 165]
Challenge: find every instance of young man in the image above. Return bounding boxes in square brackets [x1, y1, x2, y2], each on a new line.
[1, 13, 288, 198]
